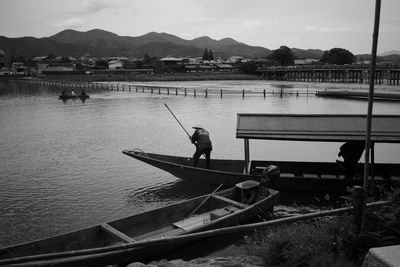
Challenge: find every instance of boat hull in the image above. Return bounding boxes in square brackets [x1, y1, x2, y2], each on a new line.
[59, 95, 90, 100]
[122, 150, 400, 193]
[0, 186, 278, 266]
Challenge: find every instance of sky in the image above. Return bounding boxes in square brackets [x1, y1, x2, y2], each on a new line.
[0, 0, 399, 55]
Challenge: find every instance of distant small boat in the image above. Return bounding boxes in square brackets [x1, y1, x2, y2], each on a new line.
[59, 94, 90, 100]
[0, 182, 278, 266]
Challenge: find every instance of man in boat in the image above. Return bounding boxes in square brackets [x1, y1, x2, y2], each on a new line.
[61, 90, 68, 96]
[337, 140, 365, 180]
[191, 124, 212, 169]
[80, 89, 86, 96]
[71, 90, 76, 96]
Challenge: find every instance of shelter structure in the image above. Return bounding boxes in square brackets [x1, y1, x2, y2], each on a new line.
[236, 113, 400, 174]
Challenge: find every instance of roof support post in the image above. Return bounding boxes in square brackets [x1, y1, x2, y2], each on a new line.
[244, 138, 250, 174]
[370, 142, 375, 180]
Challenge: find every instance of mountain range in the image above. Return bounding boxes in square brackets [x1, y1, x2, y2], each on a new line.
[0, 29, 398, 60]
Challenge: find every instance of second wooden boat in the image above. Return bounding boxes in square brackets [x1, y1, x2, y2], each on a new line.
[0, 181, 278, 266]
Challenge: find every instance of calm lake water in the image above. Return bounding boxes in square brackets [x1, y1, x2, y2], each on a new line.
[1, 79, 400, 249]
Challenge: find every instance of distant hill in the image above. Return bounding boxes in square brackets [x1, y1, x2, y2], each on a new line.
[0, 36, 92, 58]
[379, 50, 400, 56]
[0, 29, 398, 60]
[356, 53, 400, 63]
[0, 29, 270, 59]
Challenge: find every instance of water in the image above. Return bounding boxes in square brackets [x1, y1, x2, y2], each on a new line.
[0, 80, 399, 248]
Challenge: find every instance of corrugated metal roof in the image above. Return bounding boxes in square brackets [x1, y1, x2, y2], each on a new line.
[236, 114, 400, 143]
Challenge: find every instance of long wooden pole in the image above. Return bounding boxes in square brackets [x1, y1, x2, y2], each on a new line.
[362, 0, 381, 231]
[188, 184, 224, 217]
[0, 200, 390, 265]
[164, 103, 191, 138]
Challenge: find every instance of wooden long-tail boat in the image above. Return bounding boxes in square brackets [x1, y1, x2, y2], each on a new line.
[58, 94, 90, 100]
[0, 182, 278, 267]
[123, 114, 400, 193]
[122, 150, 399, 193]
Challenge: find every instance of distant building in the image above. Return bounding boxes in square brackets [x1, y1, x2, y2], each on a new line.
[32, 56, 50, 62]
[185, 64, 217, 73]
[294, 58, 319, 65]
[41, 63, 77, 75]
[160, 57, 182, 67]
[215, 64, 234, 72]
[11, 62, 28, 75]
[227, 56, 245, 63]
[108, 60, 123, 70]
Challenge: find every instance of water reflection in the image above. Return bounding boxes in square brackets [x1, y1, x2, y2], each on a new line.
[1, 80, 400, 248]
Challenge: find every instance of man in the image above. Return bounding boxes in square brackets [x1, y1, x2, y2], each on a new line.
[191, 124, 212, 169]
[337, 140, 365, 180]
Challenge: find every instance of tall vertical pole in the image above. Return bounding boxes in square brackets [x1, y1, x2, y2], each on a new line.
[362, 0, 381, 231]
[244, 139, 250, 174]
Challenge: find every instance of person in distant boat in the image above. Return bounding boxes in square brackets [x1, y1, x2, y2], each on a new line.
[61, 90, 68, 96]
[71, 90, 76, 96]
[191, 124, 213, 169]
[80, 90, 86, 96]
[337, 140, 365, 180]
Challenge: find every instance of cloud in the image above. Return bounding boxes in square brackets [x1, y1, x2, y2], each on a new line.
[54, 18, 86, 28]
[244, 20, 261, 28]
[305, 26, 348, 32]
[78, 0, 123, 15]
[190, 18, 220, 25]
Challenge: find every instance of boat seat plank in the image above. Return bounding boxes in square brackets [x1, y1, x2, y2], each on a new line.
[100, 223, 135, 243]
[280, 173, 296, 178]
[320, 174, 339, 179]
[212, 195, 248, 209]
[303, 173, 320, 178]
[173, 206, 241, 231]
[173, 214, 211, 231]
[134, 226, 185, 241]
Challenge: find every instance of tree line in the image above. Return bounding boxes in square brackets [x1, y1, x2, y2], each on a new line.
[269, 46, 355, 66]
[239, 46, 357, 74]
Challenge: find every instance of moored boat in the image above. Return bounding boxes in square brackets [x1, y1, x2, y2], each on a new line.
[0, 182, 278, 266]
[123, 114, 400, 193]
[122, 150, 400, 193]
[59, 94, 90, 100]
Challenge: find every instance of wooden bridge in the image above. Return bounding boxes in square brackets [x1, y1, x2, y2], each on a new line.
[260, 66, 400, 85]
[8, 79, 315, 98]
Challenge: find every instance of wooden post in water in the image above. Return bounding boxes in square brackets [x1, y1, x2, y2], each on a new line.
[263, 89, 266, 98]
[242, 89, 245, 98]
[185, 88, 187, 96]
[175, 88, 178, 95]
[194, 89, 196, 98]
[220, 89, 223, 98]
[205, 89, 208, 98]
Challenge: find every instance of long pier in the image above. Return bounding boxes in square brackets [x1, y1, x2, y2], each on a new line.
[260, 66, 400, 85]
[7, 79, 315, 98]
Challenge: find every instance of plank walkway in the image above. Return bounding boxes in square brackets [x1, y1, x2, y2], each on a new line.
[8, 79, 316, 98]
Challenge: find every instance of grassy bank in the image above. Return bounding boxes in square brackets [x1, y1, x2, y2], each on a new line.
[241, 190, 400, 267]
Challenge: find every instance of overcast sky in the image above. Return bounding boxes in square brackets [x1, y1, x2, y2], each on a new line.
[1, 0, 399, 54]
